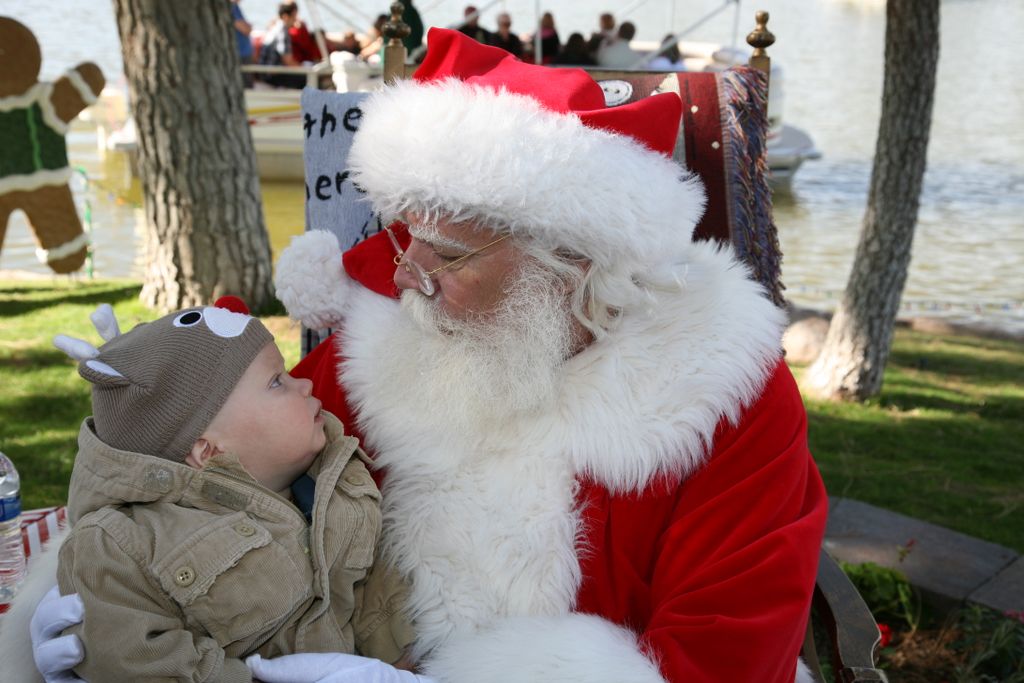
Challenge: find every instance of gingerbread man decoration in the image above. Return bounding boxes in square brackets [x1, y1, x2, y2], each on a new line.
[0, 17, 105, 273]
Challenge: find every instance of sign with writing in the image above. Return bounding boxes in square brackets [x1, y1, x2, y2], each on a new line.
[301, 88, 383, 251]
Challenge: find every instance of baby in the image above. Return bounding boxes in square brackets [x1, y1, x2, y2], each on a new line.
[52, 301, 413, 681]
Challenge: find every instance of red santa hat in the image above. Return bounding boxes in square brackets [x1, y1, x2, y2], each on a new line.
[350, 28, 704, 269]
[276, 28, 706, 327]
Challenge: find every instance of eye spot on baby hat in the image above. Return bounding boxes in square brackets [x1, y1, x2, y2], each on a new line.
[174, 311, 203, 327]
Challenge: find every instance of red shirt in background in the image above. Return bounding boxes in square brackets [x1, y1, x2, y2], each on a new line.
[289, 23, 321, 63]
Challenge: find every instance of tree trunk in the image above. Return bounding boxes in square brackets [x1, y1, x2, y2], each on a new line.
[802, 0, 939, 401]
[113, 0, 273, 312]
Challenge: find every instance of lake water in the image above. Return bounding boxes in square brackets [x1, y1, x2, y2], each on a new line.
[1, 0, 1021, 334]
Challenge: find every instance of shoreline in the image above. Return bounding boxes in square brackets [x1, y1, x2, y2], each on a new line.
[788, 302, 1024, 345]
[4, 270, 1019, 345]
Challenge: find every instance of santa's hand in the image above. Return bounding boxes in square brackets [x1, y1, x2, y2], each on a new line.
[29, 586, 86, 683]
[247, 653, 437, 683]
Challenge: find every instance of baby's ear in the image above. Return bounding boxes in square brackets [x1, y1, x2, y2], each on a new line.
[185, 438, 218, 470]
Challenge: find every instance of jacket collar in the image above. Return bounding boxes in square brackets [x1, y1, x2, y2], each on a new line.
[67, 413, 355, 523]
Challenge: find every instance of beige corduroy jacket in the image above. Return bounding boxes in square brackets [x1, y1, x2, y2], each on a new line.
[57, 412, 413, 683]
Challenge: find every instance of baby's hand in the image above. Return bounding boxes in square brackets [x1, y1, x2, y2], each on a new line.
[392, 653, 417, 672]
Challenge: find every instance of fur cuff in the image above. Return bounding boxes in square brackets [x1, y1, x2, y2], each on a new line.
[274, 231, 352, 330]
[423, 613, 666, 683]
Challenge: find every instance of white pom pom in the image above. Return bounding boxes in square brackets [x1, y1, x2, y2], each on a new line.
[274, 231, 353, 330]
[53, 334, 99, 361]
[90, 303, 120, 341]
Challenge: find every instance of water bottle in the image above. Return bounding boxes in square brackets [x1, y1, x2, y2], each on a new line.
[0, 451, 26, 609]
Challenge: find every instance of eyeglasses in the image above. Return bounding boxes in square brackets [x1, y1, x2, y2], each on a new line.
[385, 226, 510, 296]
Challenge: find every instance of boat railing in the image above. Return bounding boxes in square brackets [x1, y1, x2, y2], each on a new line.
[241, 61, 334, 90]
[625, 0, 744, 71]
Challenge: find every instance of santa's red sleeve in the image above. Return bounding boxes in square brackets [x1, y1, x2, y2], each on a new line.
[636, 362, 828, 681]
[291, 334, 362, 437]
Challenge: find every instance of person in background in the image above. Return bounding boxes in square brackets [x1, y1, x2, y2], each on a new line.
[533, 11, 560, 64]
[230, 0, 254, 87]
[648, 34, 686, 71]
[359, 14, 389, 62]
[402, 0, 425, 54]
[334, 30, 362, 56]
[553, 32, 595, 66]
[587, 12, 616, 56]
[487, 12, 522, 59]
[258, 2, 305, 87]
[289, 11, 323, 64]
[596, 20, 643, 68]
[459, 5, 491, 45]
[230, 0, 254, 64]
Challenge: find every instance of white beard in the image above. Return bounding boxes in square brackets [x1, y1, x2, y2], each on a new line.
[394, 261, 575, 437]
[350, 262, 585, 659]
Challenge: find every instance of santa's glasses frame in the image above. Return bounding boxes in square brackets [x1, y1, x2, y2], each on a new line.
[384, 226, 510, 297]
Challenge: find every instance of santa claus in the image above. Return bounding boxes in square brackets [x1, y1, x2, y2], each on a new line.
[267, 27, 827, 683]
[24, 28, 825, 683]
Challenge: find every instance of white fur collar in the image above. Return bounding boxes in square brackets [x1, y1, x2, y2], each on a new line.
[342, 238, 785, 495]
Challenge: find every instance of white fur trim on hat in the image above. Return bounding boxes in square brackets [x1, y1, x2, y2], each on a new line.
[349, 79, 705, 269]
[422, 613, 667, 683]
[274, 230, 353, 330]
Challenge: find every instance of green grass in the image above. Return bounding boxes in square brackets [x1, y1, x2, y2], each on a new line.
[0, 279, 300, 510]
[792, 329, 1024, 552]
[2, 279, 1023, 552]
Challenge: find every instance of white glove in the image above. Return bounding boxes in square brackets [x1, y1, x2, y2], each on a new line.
[247, 653, 437, 683]
[29, 586, 86, 683]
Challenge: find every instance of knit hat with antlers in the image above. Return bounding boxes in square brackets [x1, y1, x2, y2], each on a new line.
[54, 298, 272, 462]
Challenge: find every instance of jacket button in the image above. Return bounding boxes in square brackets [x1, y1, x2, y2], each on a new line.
[234, 523, 256, 537]
[345, 474, 363, 486]
[174, 566, 195, 587]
